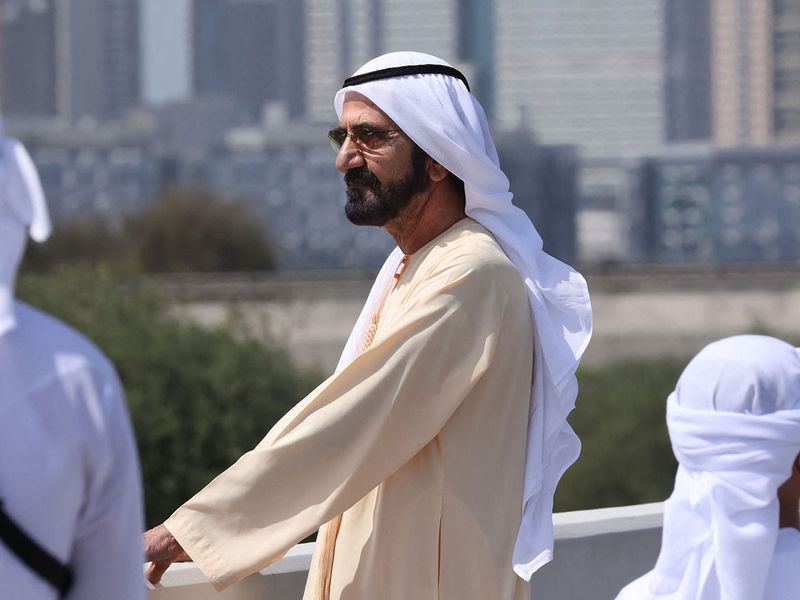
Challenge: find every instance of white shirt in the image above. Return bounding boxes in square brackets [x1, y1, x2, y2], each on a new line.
[0, 302, 145, 600]
[764, 528, 800, 600]
[617, 526, 800, 600]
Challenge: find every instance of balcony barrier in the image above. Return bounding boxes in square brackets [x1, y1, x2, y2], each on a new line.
[148, 502, 663, 600]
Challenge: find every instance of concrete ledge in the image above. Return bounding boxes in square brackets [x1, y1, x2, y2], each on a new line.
[148, 504, 664, 600]
[149, 543, 314, 600]
[552, 501, 663, 539]
[534, 503, 663, 600]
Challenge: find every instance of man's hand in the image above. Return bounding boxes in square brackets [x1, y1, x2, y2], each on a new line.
[143, 524, 190, 585]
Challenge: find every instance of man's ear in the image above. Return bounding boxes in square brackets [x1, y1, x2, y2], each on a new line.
[427, 158, 451, 183]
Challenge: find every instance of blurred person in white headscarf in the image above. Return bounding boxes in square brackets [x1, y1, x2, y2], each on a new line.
[616, 335, 800, 600]
[144, 52, 592, 600]
[0, 114, 146, 599]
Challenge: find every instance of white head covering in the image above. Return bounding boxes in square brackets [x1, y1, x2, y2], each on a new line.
[0, 113, 52, 336]
[333, 52, 593, 579]
[618, 335, 800, 600]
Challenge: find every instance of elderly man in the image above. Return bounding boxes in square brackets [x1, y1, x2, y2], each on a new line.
[0, 118, 146, 599]
[145, 52, 592, 599]
[616, 335, 800, 600]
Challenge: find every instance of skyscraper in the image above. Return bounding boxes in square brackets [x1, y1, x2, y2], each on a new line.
[304, 0, 460, 122]
[1, 0, 140, 121]
[1, 0, 57, 117]
[493, 0, 665, 157]
[140, 0, 191, 105]
[60, 0, 140, 120]
[665, 0, 799, 147]
[192, 0, 305, 120]
[773, 0, 800, 144]
[664, 0, 712, 141]
[710, 0, 773, 146]
[457, 0, 495, 117]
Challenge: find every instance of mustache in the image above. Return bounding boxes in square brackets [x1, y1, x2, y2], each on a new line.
[344, 166, 380, 188]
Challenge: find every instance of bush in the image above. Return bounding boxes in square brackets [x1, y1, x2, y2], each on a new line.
[23, 187, 275, 275]
[22, 215, 130, 272]
[554, 359, 686, 512]
[17, 266, 322, 526]
[126, 188, 275, 273]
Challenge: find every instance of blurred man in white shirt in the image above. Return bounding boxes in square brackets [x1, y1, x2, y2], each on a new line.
[0, 117, 146, 600]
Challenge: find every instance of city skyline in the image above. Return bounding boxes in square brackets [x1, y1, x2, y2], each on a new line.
[1, 0, 799, 270]
[2, 0, 798, 149]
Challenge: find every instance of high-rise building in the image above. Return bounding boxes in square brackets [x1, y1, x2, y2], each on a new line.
[1, 0, 57, 117]
[494, 0, 665, 157]
[304, 0, 460, 122]
[664, 0, 713, 141]
[495, 129, 580, 264]
[192, 0, 225, 96]
[192, 0, 305, 120]
[773, 0, 800, 143]
[457, 0, 495, 117]
[664, 0, 799, 146]
[141, 0, 191, 105]
[710, 0, 773, 146]
[59, 0, 140, 121]
[1, 0, 140, 121]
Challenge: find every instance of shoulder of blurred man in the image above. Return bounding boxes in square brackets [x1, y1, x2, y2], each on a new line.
[0, 300, 145, 600]
[6, 301, 119, 392]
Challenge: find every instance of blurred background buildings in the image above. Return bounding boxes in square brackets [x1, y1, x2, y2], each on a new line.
[2, 0, 140, 120]
[5, 0, 800, 529]
[1, 0, 799, 268]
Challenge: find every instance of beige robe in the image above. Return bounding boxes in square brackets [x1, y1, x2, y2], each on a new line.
[165, 218, 534, 600]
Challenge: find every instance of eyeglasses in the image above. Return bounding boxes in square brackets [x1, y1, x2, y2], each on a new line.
[328, 125, 404, 153]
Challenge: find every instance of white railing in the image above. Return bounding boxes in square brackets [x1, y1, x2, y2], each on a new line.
[148, 502, 663, 600]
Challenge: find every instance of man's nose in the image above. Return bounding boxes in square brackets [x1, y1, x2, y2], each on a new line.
[335, 138, 366, 173]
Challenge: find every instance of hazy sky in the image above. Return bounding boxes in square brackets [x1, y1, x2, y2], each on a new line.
[140, 0, 191, 104]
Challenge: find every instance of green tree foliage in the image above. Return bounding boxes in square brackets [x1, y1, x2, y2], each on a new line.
[23, 187, 275, 274]
[17, 266, 322, 526]
[558, 333, 800, 512]
[554, 359, 686, 512]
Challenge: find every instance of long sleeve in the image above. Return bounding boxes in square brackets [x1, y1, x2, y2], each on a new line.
[165, 257, 513, 590]
[0, 306, 145, 600]
[66, 369, 146, 600]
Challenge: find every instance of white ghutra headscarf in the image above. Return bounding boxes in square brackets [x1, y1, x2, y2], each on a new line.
[617, 335, 800, 600]
[332, 52, 593, 579]
[0, 114, 52, 337]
